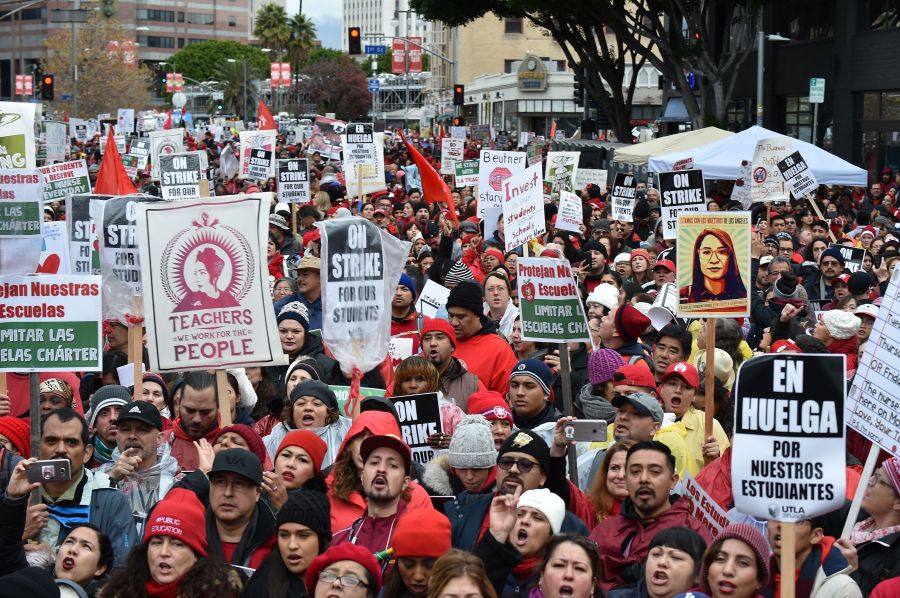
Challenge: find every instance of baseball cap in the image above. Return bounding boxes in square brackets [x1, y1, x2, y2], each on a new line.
[661, 362, 700, 389]
[855, 303, 879, 320]
[612, 392, 664, 423]
[759, 255, 774, 267]
[209, 448, 263, 485]
[115, 401, 163, 431]
[612, 363, 657, 390]
[833, 273, 850, 286]
[653, 259, 676, 273]
[360, 434, 412, 473]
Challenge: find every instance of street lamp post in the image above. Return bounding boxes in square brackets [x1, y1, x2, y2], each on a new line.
[756, 29, 791, 126]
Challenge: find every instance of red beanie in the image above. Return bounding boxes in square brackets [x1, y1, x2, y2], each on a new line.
[214, 424, 270, 470]
[419, 317, 456, 348]
[392, 509, 451, 558]
[467, 391, 513, 425]
[276, 430, 327, 475]
[305, 543, 382, 594]
[483, 248, 505, 263]
[144, 488, 208, 557]
[0, 417, 30, 458]
[614, 303, 651, 343]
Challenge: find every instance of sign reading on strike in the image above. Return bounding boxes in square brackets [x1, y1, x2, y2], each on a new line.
[658, 169, 705, 240]
[0, 275, 103, 372]
[66, 194, 108, 275]
[391, 392, 442, 464]
[777, 150, 818, 198]
[277, 159, 310, 203]
[502, 162, 545, 252]
[159, 153, 202, 200]
[247, 148, 273, 181]
[516, 257, 591, 343]
[828, 243, 867, 274]
[732, 354, 846, 522]
[610, 172, 637, 222]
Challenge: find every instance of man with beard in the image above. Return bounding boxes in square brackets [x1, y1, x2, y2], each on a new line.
[331, 434, 427, 552]
[86, 385, 129, 469]
[590, 441, 711, 593]
[419, 317, 483, 412]
[167, 371, 222, 471]
[102, 401, 179, 535]
[804, 246, 846, 302]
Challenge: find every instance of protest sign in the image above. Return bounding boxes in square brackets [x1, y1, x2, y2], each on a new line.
[388, 334, 415, 368]
[415, 279, 450, 318]
[502, 161, 545, 251]
[573, 168, 608, 193]
[38, 221, 70, 275]
[454, 160, 479, 187]
[777, 150, 818, 198]
[751, 137, 791, 203]
[239, 130, 276, 180]
[44, 121, 68, 163]
[149, 129, 184, 179]
[732, 354, 846, 522]
[676, 212, 751, 318]
[329, 386, 386, 417]
[682, 472, 727, 538]
[496, 131, 509, 149]
[847, 267, 900, 458]
[247, 148, 273, 181]
[0, 275, 102, 372]
[277, 159, 311, 203]
[730, 160, 753, 209]
[122, 154, 140, 179]
[391, 392, 442, 464]
[130, 139, 151, 170]
[610, 172, 637, 222]
[159, 153, 202, 200]
[828, 243, 866, 274]
[450, 126, 467, 139]
[545, 151, 579, 193]
[516, 257, 591, 343]
[441, 138, 465, 174]
[477, 150, 526, 217]
[71, 119, 88, 143]
[117, 108, 135, 134]
[526, 140, 544, 166]
[66, 194, 108, 275]
[470, 124, 491, 143]
[555, 191, 584, 234]
[343, 123, 385, 197]
[308, 116, 344, 160]
[136, 194, 287, 371]
[658, 169, 705, 240]
[101, 195, 158, 322]
[39, 160, 91, 203]
[0, 169, 43, 274]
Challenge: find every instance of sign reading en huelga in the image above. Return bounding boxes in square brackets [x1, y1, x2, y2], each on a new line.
[136, 193, 287, 371]
[390, 392, 443, 464]
[777, 150, 819, 198]
[277, 159, 310, 203]
[731, 353, 846, 522]
[39, 160, 91, 203]
[0, 274, 102, 372]
[516, 257, 591, 343]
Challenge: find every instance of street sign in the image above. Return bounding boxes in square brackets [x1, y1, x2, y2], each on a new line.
[365, 45, 387, 55]
[61, 94, 73, 101]
[367, 79, 380, 92]
[809, 78, 825, 104]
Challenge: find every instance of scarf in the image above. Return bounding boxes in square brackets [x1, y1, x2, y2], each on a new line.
[850, 518, 900, 545]
[48, 504, 91, 530]
[512, 555, 541, 584]
[146, 578, 180, 598]
[93, 435, 115, 464]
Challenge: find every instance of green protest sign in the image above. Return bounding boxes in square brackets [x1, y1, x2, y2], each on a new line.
[39, 160, 92, 203]
[454, 159, 479, 187]
[0, 169, 42, 237]
[328, 385, 387, 416]
[516, 257, 591, 343]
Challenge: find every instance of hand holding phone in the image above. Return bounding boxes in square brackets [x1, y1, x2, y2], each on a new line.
[27, 459, 72, 484]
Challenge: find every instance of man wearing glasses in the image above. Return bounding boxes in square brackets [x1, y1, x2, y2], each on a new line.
[803, 246, 846, 302]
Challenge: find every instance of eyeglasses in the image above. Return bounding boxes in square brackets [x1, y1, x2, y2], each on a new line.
[497, 456, 538, 473]
[318, 571, 368, 589]
[868, 474, 898, 492]
[821, 259, 841, 267]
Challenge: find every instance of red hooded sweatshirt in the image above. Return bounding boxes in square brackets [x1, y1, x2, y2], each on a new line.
[168, 417, 221, 471]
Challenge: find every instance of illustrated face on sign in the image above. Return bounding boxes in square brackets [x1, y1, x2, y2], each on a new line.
[698, 235, 730, 281]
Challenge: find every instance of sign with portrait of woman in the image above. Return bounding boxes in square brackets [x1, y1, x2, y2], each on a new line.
[676, 212, 751, 318]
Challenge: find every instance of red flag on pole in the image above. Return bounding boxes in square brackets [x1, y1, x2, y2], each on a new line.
[258, 100, 276, 130]
[94, 127, 138, 195]
[398, 130, 457, 222]
[163, 111, 172, 130]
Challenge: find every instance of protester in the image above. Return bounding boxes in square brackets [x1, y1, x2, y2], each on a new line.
[305, 542, 382, 598]
[850, 456, 900, 595]
[420, 317, 483, 412]
[426, 549, 497, 598]
[586, 439, 635, 523]
[701, 523, 770, 598]
[167, 371, 222, 471]
[86, 385, 129, 469]
[382, 509, 453, 598]
[606, 527, 707, 598]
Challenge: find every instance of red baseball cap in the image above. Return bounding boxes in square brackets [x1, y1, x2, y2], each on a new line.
[834, 273, 851, 286]
[662, 362, 700, 389]
[613, 362, 657, 390]
[360, 434, 412, 473]
[771, 339, 801, 354]
[653, 259, 676, 273]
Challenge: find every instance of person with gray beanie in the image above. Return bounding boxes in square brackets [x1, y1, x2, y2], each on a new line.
[422, 415, 498, 497]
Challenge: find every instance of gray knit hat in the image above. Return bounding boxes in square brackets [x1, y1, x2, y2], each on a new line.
[88, 385, 131, 429]
[448, 415, 497, 469]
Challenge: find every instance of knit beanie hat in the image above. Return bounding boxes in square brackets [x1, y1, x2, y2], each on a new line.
[882, 456, 900, 493]
[581, 239, 609, 260]
[630, 248, 651, 265]
[285, 356, 323, 382]
[702, 523, 771, 591]
[0, 417, 30, 458]
[819, 247, 845, 266]
[290, 380, 338, 411]
[510, 359, 553, 395]
[306, 543, 382, 594]
[419, 317, 456, 347]
[499, 430, 550, 474]
[586, 283, 619, 312]
[772, 275, 798, 300]
[444, 261, 476, 286]
[821, 310, 861, 340]
[614, 304, 652, 343]
[87, 385, 130, 429]
[398, 273, 418, 300]
[467, 391, 513, 425]
[276, 489, 332, 550]
[142, 373, 170, 405]
[448, 415, 497, 469]
[446, 280, 484, 315]
[517, 488, 566, 533]
[277, 301, 310, 331]
[588, 349, 626, 386]
[214, 424, 268, 468]
[276, 429, 328, 475]
[391, 509, 452, 559]
[144, 488, 208, 557]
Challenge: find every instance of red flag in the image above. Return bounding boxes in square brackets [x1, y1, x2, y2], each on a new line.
[398, 130, 457, 222]
[163, 111, 172, 130]
[258, 100, 276, 130]
[94, 127, 138, 195]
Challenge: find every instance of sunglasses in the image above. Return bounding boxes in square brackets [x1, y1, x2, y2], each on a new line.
[497, 456, 539, 473]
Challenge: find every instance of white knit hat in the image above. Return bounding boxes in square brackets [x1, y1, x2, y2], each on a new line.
[448, 415, 497, 469]
[517, 488, 566, 533]
[822, 310, 861, 340]
[586, 283, 619, 312]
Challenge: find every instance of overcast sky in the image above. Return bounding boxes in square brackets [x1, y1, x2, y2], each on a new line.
[288, 0, 342, 49]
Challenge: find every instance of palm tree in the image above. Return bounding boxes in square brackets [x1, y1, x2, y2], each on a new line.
[288, 13, 317, 70]
[254, 3, 291, 59]
[213, 60, 256, 121]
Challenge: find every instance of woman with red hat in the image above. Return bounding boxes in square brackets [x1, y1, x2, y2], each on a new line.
[382, 509, 453, 598]
[306, 543, 382, 598]
[263, 430, 328, 512]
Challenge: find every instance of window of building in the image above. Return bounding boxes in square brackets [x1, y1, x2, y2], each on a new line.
[504, 59, 516, 73]
[775, 0, 834, 41]
[188, 13, 215, 25]
[784, 95, 813, 141]
[178, 38, 186, 48]
[725, 99, 753, 130]
[137, 9, 175, 22]
[229, 16, 237, 27]
[19, 8, 44, 19]
[864, 1, 900, 30]
[177, 12, 185, 22]
[137, 35, 175, 49]
[505, 18, 523, 34]
[556, 60, 566, 72]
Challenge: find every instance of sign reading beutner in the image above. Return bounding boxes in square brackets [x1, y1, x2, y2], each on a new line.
[731, 354, 846, 522]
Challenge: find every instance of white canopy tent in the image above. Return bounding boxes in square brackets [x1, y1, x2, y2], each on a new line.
[647, 125, 868, 186]
[613, 127, 734, 166]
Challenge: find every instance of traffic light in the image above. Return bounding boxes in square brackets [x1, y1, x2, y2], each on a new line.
[453, 116, 465, 126]
[573, 77, 584, 107]
[348, 27, 361, 55]
[100, 0, 117, 19]
[40, 75, 54, 101]
[453, 84, 464, 106]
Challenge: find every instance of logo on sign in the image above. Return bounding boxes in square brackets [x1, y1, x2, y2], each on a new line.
[752, 167, 767, 183]
[490, 167, 512, 191]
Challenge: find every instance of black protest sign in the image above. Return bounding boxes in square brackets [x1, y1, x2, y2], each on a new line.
[658, 169, 705, 240]
[777, 151, 819, 198]
[391, 392, 443, 464]
[610, 172, 637, 222]
[277, 159, 311, 203]
[345, 122, 374, 144]
[247, 148, 273, 180]
[828, 243, 867, 273]
[732, 354, 846, 522]
[130, 140, 151, 169]
[66, 194, 109, 275]
[159, 153, 202, 200]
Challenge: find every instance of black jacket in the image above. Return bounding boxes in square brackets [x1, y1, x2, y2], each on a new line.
[852, 530, 900, 596]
